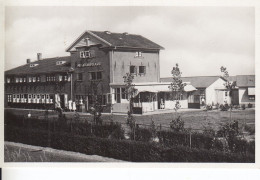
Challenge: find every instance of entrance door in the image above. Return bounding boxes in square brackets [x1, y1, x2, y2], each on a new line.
[157, 92, 165, 109]
[60, 94, 65, 108]
[231, 89, 239, 105]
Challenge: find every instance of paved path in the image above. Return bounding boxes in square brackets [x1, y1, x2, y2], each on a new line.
[5, 141, 124, 162]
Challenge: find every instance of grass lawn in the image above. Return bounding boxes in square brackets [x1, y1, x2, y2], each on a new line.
[5, 108, 255, 132]
[4, 143, 121, 162]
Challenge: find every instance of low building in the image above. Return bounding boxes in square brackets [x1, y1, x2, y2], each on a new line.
[161, 76, 234, 108]
[236, 75, 255, 106]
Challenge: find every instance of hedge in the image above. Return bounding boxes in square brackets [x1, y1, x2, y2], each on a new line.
[5, 126, 254, 162]
[5, 112, 124, 139]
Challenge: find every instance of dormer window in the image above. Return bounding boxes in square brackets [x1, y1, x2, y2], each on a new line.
[30, 64, 39, 67]
[56, 61, 66, 65]
[135, 51, 142, 57]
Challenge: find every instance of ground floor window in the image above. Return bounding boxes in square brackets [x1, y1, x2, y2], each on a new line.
[7, 94, 12, 102]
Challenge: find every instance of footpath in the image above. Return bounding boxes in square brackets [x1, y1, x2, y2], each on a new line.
[4, 141, 124, 162]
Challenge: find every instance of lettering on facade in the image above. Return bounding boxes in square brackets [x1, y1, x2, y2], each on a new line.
[77, 62, 101, 67]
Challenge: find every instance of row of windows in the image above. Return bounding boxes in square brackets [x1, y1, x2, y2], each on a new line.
[6, 75, 70, 83]
[7, 94, 54, 104]
[130, 65, 146, 75]
[75, 95, 107, 106]
[76, 71, 102, 81]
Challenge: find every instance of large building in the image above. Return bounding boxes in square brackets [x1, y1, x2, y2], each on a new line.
[5, 30, 164, 113]
[5, 30, 255, 114]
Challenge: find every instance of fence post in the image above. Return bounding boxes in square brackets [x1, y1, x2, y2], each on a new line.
[189, 131, 192, 148]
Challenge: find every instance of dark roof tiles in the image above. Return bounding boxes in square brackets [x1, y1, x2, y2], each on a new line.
[5, 56, 71, 75]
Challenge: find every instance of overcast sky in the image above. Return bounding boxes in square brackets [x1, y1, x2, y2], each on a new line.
[5, 6, 255, 77]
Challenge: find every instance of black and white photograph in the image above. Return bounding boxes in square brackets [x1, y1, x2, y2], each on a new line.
[3, 5, 256, 163]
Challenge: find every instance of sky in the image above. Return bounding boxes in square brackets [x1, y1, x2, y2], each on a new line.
[5, 6, 255, 77]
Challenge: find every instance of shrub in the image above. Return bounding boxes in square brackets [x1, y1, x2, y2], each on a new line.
[248, 103, 253, 108]
[241, 104, 246, 110]
[157, 130, 214, 150]
[219, 104, 229, 111]
[244, 124, 255, 135]
[129, 126, 153, 142]
[170, 116, 185, 132]
[5, 126, 254, 162]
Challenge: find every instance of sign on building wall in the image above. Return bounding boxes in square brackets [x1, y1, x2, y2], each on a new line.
[77, 62, 101, 67]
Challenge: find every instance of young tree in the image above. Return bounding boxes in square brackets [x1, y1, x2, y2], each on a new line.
[89, 80, 103, 125]
[123, 73, 137, 139]
[169, 63, 186, 131]
[169, 64, 186, 113]
[220, 66, 236, 123]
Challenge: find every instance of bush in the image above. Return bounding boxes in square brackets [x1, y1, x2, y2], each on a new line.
[248, 103, 253, 108]
[157, 130, 214, 150]
[241, 104, 246, 110]
[170, 116, 185, 132]
[244, 124, 255, 135]
[5, 126, 254, 162]
[219, 104, 229, 111]
[5, 112, 125, 139]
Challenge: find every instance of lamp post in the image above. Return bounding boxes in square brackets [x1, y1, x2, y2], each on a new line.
[68, 67, 74, 102]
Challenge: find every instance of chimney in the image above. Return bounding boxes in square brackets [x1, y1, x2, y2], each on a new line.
[27, 59, 31, 64]
[37, 53, 42, 60]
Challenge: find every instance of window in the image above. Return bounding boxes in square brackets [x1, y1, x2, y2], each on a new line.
[32, 77, 36, 82]
[225, 91, 228, 96]
[37, 76, 41, 82]
[29, 77, 32, 82]
[121, 88, 128, 99]
[6, 78, 10, 83]
[89, 71, 102, 80]
[23, 77, 27, 82]
[249, 95, 255, 100]
[135, 51, 142, 57]
[130, 66, 136, 74]
[97, 72, 102, 80]
[15, 78, 19, 83]
[90, 72, 96, 80]
[24, 94, 28, 103]
[139, 66, 146, 74]
[30, 64, 39, 67]
[19, 78, 23, 83]
[59, 75, 63, 82]
[115, 88, 121, 103]
[7, 95, 12, 102]
[79, 50, 95, 59]
[77, 73, 83, 81]
[46, 75, 56, 82]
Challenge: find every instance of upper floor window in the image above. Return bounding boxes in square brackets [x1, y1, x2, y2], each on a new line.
[77, 73, 83, 81]
[130, 65, 137, 74]
[30, 64, 39, 67]
[6, 78, 11, 83]
[135, 51, 142, 57]
[79, 50, 95, 59]
[139, 66, 146, 74]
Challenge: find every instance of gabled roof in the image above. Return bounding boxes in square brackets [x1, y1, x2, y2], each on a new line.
[161, 76, 224, 88]
[66, 30, 164, 52]
[236, 75, 255, 87]
[5, 56, 71, 75]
